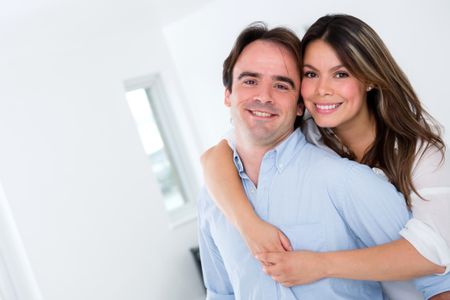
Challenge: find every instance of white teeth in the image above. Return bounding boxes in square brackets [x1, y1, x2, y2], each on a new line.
[316, 103, 340, 110]
[252, 111, 272, 117]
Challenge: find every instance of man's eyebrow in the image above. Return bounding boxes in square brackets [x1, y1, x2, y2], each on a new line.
[237, 72, 261, 80]
[273, 75, 296, 89]
[237, 72, 296, 89]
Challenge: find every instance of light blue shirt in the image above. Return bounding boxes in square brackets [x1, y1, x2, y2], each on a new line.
[198, 128, 450, 299]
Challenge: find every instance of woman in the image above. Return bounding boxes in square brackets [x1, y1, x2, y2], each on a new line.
[201, 14, 450, 299]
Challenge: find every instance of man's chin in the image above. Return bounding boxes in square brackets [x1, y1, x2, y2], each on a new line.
[239, 129, 293, 147]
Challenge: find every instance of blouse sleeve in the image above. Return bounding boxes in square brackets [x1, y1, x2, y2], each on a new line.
[399, 145, 450, 274]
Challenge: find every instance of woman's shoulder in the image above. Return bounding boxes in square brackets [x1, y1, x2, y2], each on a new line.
[412, 142, 448, 189]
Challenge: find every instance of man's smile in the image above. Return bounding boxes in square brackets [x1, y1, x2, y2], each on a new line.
[247, 109, 277, 118]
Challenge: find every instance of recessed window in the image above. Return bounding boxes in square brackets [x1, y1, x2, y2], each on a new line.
[124, 75, 197, 225]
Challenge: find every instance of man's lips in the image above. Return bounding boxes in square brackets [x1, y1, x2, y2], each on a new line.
[249, 110, 276, 118]
[244, 102, 279, 119]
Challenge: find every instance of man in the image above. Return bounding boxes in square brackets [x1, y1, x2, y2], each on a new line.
[197, 23, 449, 299]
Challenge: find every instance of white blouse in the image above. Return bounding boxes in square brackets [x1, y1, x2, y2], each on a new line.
[401, 145, 450, 270]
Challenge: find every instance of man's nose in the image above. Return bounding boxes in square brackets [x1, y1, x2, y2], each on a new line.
[253, 83, 273, 103]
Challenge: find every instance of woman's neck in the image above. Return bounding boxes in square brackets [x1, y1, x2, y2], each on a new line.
[335, 114, 377, 163]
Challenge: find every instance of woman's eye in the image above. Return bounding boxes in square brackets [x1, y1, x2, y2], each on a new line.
[303, 71, 316, 78]
[335, 71, 349, 78]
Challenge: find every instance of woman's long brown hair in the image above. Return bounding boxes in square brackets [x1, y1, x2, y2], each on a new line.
[302, 14, 446, 208]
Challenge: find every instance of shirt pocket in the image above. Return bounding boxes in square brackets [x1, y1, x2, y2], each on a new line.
[278, 222, 325, 251]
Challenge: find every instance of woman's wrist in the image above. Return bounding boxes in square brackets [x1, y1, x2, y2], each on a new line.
[319, 252, 336, 279]
[235, 209, 260, 235]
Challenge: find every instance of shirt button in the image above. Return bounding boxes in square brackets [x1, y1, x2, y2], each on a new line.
[250, 188, 256, 193]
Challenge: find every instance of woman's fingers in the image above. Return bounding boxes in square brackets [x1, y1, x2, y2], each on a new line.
[279, 231, 293, 251]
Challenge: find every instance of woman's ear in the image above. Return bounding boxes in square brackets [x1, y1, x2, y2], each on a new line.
[297, 102, 304, 117]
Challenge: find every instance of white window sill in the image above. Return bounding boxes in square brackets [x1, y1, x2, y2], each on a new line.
[168, 201, 198, 229]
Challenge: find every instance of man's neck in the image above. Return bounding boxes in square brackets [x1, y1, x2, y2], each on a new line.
[234, 130, 294, 186]
[235, 143, 269, 187]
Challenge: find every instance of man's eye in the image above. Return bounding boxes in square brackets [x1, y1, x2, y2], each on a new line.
[275, 83, 289, 90]
[303, 71, 316, 78]
[243, 79, 257, 85]
[335, 71, 349, 78]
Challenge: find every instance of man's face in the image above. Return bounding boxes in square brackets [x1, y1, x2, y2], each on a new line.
[225, 40, 302, 148]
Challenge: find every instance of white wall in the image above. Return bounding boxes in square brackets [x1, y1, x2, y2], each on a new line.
[1, 1, 449, 300]
[164, 0, 450, 148]
[0, 181, 42, 300]
[0, 2, 205, 300]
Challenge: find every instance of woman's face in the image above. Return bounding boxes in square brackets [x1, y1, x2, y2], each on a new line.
[301, 39, 370, 132]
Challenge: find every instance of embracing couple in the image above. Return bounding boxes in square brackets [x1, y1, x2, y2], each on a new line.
[198, 14, 450, 300]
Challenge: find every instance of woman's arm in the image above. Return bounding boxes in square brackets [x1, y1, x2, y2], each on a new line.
[430, 292, 450, 300]
[201, 140, 255, 229]
[256, 238, 445, 286]
[322, 238, 445, 280]
[201, 139, 292, 255]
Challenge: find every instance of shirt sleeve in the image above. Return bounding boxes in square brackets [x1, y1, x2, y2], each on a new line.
[400, 216, 450, 274]
[413, 273, 450, 299]
[400, 146, 450, 272]
[197, 188, 235, 300]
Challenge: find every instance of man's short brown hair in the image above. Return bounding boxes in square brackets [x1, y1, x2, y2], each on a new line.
[222, 22, 302, 92]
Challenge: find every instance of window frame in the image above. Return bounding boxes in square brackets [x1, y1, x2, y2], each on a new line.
[124, 74, 198, 227]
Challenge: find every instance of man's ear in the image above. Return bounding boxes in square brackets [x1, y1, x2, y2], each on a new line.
[224, 89, 231, 107]
[297, 102, 304, 117]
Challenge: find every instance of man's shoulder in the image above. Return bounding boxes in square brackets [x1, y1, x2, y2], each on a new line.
[297, 143, 384, 184]
[299, 142, 354, 169]
[197, 186, 221, 220]
[197, 186, 213, 208]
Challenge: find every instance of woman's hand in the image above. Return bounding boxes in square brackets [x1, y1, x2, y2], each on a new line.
[239, 217, 292, 257]
[256, 250, 327, 286]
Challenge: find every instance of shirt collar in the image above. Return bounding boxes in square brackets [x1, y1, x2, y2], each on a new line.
[268, 128, 306, 173]
[230, 128, 307, 175]
[229, 138, 246, 175]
